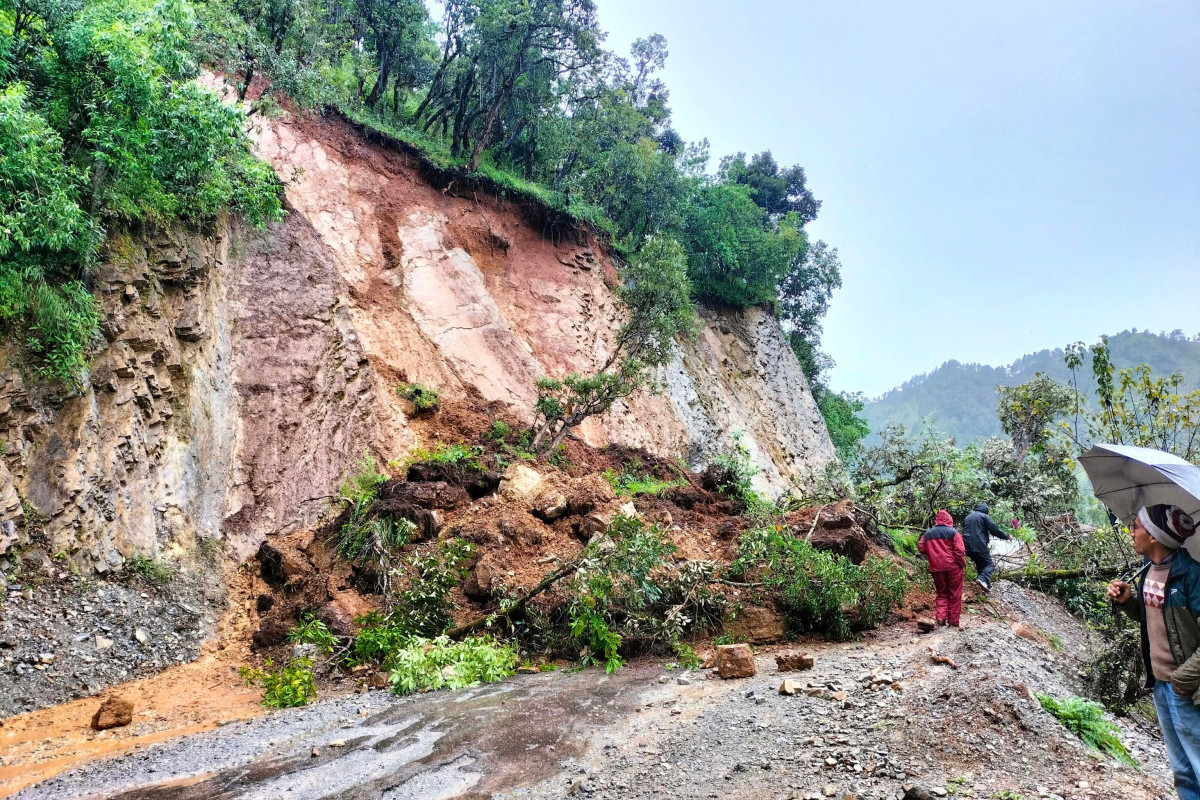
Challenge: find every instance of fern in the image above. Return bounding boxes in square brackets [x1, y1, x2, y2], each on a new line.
[1036, 693, 1137, 768]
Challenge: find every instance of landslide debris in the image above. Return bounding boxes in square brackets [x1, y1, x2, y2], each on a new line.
[241, 399, 905, 690]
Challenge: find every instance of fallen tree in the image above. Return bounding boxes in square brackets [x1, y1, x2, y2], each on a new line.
[996, 563, 1136, 583]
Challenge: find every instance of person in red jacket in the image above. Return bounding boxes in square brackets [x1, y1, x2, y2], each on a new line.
[918, 509, 967, 627]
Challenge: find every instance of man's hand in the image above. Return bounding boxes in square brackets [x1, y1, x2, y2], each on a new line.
[1107, 580, 1132, 604]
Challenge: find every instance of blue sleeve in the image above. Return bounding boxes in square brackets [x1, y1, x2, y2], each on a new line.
[986, 515, 1009, 540]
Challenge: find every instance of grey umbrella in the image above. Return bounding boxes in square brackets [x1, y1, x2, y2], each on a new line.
[1079, 443, 1200, 560]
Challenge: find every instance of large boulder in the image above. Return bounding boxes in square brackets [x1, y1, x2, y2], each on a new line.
[775, 651, 815, 672]
[91, 695, 134, 730]
[463, 559, 497, 602]
[715, 644, 756, 679]
[531, 490, 569, 522]
[723, 606, 784, 645]
[318, 592, 376, 637]
[500, 464, 543, 499]
[566, 474, 616, 516]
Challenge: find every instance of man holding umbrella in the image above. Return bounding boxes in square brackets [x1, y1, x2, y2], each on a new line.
[1107, 504, 1200, 800]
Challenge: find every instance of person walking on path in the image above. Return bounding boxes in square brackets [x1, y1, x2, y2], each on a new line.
[919, 510, 966, 628]
[962, 502, 1009, 592]
[1108, 504, 1200, 800]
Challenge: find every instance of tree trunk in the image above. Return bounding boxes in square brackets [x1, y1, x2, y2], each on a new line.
[366, 47, 392, 109]
[995, 563, 1135, 583]
[468, 86, 511, 171]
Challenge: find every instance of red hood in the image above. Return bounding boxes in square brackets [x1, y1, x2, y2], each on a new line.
[935, 510, 954, 527]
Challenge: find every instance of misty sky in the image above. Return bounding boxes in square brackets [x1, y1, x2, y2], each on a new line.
[597, 0, 1200, 397]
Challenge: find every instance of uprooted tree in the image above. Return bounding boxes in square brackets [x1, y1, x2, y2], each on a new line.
[530, 234, 696, 452]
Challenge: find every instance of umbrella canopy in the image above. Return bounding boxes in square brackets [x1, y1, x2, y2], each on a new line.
[1079, 443, 1200, 560]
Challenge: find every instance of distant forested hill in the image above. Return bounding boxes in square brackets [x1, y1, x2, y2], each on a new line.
[863, 330, 1200, 444]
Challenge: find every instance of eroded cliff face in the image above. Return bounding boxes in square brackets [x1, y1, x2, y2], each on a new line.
[0, 227, 238, 571]
[0, 109, 834, 572]
[250, 111, 836, 496]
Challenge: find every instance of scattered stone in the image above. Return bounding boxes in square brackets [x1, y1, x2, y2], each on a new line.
[779, 679, 804, 695]
[517, 666, 540, 675]
[1011, 621, 1039, 642]
[916, 617, 937, 633]
[91, 695, 134, 730]
[328, 739, 346, 747]
[775, 651, 814, 671]
[715, 644, 755, 679]
[903, 788, 935, 800]
[133, 628, 150, 647]
[95, 636, 114, 651]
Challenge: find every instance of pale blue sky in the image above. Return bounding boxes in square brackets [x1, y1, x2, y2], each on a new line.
[597, 1, 1200, 396]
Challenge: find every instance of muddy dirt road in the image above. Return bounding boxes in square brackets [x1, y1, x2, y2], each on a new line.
[9, 589, 1176, 800]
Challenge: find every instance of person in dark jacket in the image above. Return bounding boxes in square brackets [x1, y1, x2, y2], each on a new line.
[962, 502, 1009, 592]
[1109, 504, 1200, 800]
[919, 510, 966, 628]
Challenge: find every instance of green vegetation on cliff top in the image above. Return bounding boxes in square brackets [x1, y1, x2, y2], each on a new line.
[2, 0, 852, 453]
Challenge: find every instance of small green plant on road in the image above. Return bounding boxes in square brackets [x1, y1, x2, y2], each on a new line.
[1036, 693, 1137, 767]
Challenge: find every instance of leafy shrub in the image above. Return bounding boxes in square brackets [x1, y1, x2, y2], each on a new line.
[730, 526, 907, 641]
[336, 514, 416, 564]
[332, 453, 412, 566]
[601, 467, 685, 497]
[888, 529, 920, 559]
[348, 611, 413, 669]
[404, 443, 485, 472]
[338, 452, 389, 508]
[396, 382, 439, 412]
[387, 636, 517, 695]
[389, 538, 475, 637]
[564, 515, 722, 673]
[239, 657, 317, 708]
[1036, 693, 1137, 767]
[288, 614, 338, 655]
[1011, 525, 1036, 544]
[708, 433, 759, 503]
[483, 421, 535, 466]
[485, 421, 511, 442]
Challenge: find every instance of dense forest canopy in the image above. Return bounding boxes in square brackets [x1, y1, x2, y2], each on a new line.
[0, 0, 862, 452]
